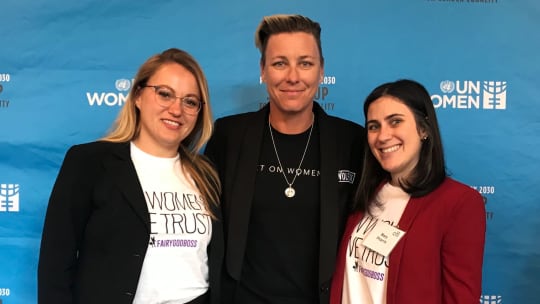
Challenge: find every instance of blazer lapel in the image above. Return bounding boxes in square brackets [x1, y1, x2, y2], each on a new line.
[226, 108, 268, 279]
[105, 142, 150, 232]
[387, 195, 426, 303]
[316, 104, 341, 284]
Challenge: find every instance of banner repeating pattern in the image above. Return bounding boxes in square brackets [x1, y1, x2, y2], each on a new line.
[1, 0, 538, 303]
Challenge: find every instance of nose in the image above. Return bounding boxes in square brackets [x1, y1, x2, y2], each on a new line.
[286, 66, 299, 83]
[377, 125, 392, 142]
[167, 98, 183, 116]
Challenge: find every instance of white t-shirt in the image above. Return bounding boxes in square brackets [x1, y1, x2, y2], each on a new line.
[342, 183, 410, 304]
[130, 142, 212, 304]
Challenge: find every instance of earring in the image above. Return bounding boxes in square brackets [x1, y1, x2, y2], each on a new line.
[422, 136, 428, 141]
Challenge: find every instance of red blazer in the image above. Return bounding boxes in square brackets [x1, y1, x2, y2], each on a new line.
[330, 178, 486, 304]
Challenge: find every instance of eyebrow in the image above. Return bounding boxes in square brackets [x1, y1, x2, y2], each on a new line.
[182, 93, 200, 98]
[366, 113, 404, 125]
[156, 85, 200, 99]
[269, 55, 317, 61]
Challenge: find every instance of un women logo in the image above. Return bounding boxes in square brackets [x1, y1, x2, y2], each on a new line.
[115, 78, 132, 91]
[0, 184, 20, 212]
[440, 80, 455, 93]
[480, 294, 502, 304]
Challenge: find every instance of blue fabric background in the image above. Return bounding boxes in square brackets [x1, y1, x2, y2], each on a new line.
[0, 1, 537, 303]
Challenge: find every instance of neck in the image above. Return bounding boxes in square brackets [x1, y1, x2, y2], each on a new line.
[389, 174, 407, 188]
[268, 108, 314, 135]
[132, 138, 179, 158]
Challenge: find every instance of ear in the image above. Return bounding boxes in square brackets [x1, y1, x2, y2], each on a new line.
[418, 127, 428, 141]
[420, 131, 428, 141]
[260, 60, 265, 83]
[135, 94, 142, 109]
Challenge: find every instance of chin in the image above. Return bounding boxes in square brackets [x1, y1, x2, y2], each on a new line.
[380, 163, 397, 173]
[281, 101, 311, 112]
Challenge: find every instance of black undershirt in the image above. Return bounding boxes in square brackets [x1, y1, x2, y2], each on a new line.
[236, 117, 321, 304]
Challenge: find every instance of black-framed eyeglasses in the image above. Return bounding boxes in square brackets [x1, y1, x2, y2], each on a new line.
[142, 85, 204, 115]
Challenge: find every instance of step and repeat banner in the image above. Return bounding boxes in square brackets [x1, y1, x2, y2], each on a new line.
[1, 0, 538, 303]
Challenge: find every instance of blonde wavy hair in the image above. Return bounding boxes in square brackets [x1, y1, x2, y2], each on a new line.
[101, 48, 220, 216]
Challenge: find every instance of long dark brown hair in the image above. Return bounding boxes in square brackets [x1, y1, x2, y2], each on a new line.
[353, 79, 446, 213]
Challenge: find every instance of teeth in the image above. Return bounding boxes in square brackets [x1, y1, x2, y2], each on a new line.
[163, 119, 179, 127]
[382, 145, 400, 153]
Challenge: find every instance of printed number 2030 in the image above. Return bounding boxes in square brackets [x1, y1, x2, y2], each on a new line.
[478, 186, 495, 194]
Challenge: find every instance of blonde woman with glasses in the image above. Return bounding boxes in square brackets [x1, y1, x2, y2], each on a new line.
[38, 48, 222, 304]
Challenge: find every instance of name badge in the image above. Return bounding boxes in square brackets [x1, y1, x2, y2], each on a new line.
[362, 220, 405, 256]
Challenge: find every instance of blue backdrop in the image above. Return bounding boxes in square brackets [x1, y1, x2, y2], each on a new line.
[1, 0, 538, 303]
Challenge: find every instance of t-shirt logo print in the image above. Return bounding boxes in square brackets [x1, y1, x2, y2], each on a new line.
[149, 236, 156, 247]
[338, 170, 355, 184]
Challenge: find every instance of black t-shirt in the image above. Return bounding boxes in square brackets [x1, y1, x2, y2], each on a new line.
[236, 118, 321, 304]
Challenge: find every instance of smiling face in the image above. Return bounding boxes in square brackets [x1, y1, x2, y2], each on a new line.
[134, 62, 200, 157]
[366, 96, 427, 185]
[260, 32, 323, 118]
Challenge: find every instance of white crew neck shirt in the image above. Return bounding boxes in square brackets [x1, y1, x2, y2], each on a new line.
[130, 142, 211, 304]
[343, 182, 410, 304]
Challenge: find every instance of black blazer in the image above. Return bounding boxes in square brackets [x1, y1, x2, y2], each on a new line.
[204, 102, 364, 304]
[38, 141, 223, 304]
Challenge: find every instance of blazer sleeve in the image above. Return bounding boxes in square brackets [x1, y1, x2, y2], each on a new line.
[38, 145, 96, 304]
[441, 186, 486, 304]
